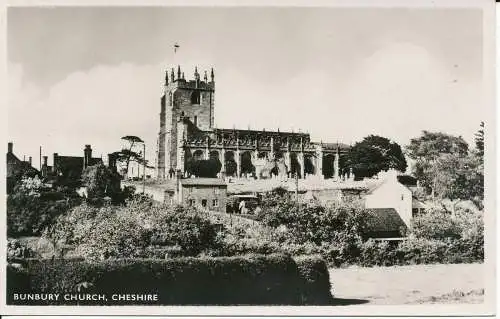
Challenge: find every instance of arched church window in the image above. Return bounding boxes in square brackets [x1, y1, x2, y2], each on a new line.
[190, 91, 200, 105]
[169, 92, 173, 106]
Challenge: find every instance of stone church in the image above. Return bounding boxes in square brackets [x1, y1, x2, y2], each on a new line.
[156, 66, 350, 180]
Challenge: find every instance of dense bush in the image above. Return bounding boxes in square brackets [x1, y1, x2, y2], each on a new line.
[146, 205, 221, 256]
[295, 255, 333, 304]
[258, 195, 370, 246]
[44, 200, 223, 260]
[410, 209, 462, 240]
[7, 177, 81, 237]
[7, 254, 333, 305]
[359, 236, 483, 268]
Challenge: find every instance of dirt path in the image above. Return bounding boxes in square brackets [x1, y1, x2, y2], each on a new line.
[328, 263, 484, 305]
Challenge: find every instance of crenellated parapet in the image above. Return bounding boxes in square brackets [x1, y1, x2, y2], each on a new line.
[164, 66, 215, 91]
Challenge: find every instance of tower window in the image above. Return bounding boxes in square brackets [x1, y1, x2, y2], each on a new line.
[190, 91, 200, 104]
[194, 116, 198, 127]
[169, 92, 173, 106]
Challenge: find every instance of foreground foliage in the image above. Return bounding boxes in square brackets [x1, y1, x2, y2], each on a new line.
[7, 177, 81, 237]
[7, 254, 332, 305]
[37, 186, 483, 267]
[44, 196, 222, 260]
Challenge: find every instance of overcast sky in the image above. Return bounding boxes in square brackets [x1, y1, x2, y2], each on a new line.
[7, 6, 486, 168]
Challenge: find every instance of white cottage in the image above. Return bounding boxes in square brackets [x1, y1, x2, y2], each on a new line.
[364, 169, 426, 238]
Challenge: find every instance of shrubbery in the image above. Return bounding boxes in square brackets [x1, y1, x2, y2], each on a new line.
[44, 198, 223, 260]
[295, 255, 334, 304]
[252, 191, 484, 267]
[19, 178, 483, 268]
[356, 207, 484, 267]
[258, 195, 370, 246]
[7, 177, 81, 237]
[7, 254, 333, 305]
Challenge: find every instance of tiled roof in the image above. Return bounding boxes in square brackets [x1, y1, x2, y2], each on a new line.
[55, 156, 103, 179]
[365, 208, 407, 237]
[7, 152, 39, 176]
[180, 178, 227, 186]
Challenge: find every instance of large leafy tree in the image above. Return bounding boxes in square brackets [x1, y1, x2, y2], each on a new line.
[406, 131, 469, 161]
[186, 158, 222, 178]
[406, 130, 483, 208]
[344, 135, 407, 179]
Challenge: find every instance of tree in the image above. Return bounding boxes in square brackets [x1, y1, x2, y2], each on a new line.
[344, 135, 407, 179]
[186, 158, 222, 178]
[406, 131, 469, 161]
[406, 131, 482, 208]
[430, 153, 483, 204]
[474, 121, 484, 157]
[81, 163, 122, 203]
[7, 176, 80, 237]
[116, 136, 145, 176]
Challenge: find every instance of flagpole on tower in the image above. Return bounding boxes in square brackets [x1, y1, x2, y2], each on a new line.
[173, 43, 180, 69]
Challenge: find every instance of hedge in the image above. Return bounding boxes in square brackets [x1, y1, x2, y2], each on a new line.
[358, 237, 484, 267]
[7, 254, 333, 305]
[295, 255, 334, 304]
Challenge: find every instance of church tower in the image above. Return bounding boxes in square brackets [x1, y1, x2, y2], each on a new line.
[156, 66, 216, 179]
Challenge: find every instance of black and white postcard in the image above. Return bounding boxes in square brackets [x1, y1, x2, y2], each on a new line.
[1, 0, 496, 316]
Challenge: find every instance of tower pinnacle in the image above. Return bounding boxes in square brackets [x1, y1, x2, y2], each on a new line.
[194, 66, 200, 81]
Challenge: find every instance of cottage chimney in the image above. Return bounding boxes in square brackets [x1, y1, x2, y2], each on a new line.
[28, 156, 32, 166]
[42, 156, 49, 177]
[7, 142, 13, 154]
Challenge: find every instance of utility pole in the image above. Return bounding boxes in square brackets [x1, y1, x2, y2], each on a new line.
[39, 146, 42, 170]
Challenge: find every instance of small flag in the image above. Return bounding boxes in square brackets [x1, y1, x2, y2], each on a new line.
[174, 43, 179, 53]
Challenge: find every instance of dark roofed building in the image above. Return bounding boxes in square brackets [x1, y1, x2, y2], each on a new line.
[51, 145, 103, 185]
[365, 208, 408, 238]
[6, 142, 40, 193]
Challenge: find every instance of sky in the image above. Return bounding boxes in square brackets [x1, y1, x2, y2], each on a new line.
[7, 6, 486, 169]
